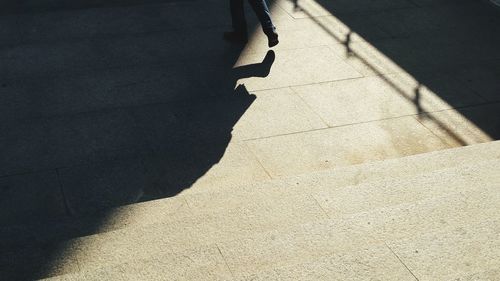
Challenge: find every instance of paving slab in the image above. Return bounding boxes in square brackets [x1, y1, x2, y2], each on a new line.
[231, 87, 327, 140]
[129, 93, 268, 195]
[43, 245, 233, 281]
[365, 3, 500, 39]
[27, 190, 325, 272]
[2, 25, 253, 80]
[218, 218, 381, 279]
[184, 185, 323, 218]
[99, 246, 233, 281]
[246, 14, 390, 54]
[293, 77, 415, 126]
[0, 91, 256, 177]
[276, 0, 416, 18]
[196, 44, 362, 93]
[232, 46, 362, 91]
[0, 61, 207, 121]
[387, 219, 500, 281]
[245, 245, 415, 281]
[275, 0, 332, 18]
[267, 142, 500, 200]
[0, 108, 145, 176]
[0, 194, 191, 251]
[2, 173, 325, 266]
[0, 117, 93, 176]
[393, 36, 500, 69]
[144, 141, 271, 196]
[332, 44, 405, 79]
[339, 183, 500, 243]
[0, 170, 66, 226]
[0, 32, 181, 79]
[453, 269, 500, 281]
[409, 0, 486, 7]
[0, 3, 183, 46]
[454, 60, 500, 102]
[417, 103, 500, 147]
[58, 159, 146, 215]
[389, 70, 487, 111]
[330, 34, 500, 79]
[130, 95, 251, 148]
[311, 160, 500, 217]
[246, 116, 449, 178]
[163, 195, 325, 253]
[292, 73, 483, 127]
[0, 243, 81, 280]
[218, 177, 500, 280]
[0, 0, 203, 15]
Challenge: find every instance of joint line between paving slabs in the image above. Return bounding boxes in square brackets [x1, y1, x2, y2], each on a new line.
[216, 244, 236, 279]
[385, 242, 420, 281]
[310, 195, 332, 220]
[289, 86, 331, 128]
[182, 197, 197, 217]
[249, 75, 367, 95]
[241, 113, 446, 142]
[56, 168, 74, 217]
[411, 114, 456, 148]
[242, 141, 274, 180]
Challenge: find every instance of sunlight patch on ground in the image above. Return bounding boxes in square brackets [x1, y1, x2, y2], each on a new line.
[274, 0, 492, 145]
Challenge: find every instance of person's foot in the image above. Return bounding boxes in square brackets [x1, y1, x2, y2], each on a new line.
[223, 31, 248, 44]
[264, 29, 279, 48]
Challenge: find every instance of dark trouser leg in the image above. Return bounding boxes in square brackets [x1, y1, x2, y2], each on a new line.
[247, 0, 275, 32]
[230, 0, 247, 34]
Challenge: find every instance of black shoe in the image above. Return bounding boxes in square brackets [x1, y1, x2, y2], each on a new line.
[223, 31, 248, 44]
[264, 29, 279, 48]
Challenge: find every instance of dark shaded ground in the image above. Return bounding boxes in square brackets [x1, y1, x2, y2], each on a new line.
[0, 0, 197, 14]
[0, 0, 275, 278]
[0, 0, 499, 279]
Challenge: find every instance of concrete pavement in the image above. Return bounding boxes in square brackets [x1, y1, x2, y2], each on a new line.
[1, 0, 499, 279]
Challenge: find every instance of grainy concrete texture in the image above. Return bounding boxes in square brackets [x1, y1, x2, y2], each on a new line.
[0, 0, 499, 280]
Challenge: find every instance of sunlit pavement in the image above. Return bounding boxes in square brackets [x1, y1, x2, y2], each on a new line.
[1, 0, 499, 279]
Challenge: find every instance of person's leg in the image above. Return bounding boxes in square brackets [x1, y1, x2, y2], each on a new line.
[247, 0, 279, 47]
[225, 0, 248, 43]
[230, 0, 247, 34]
[247, 0, 275, 32]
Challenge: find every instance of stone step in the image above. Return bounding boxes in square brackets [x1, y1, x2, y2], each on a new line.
[38, 165, 500, 280]
[2, 157, 498, 279]
[40, 216, 500, 280]
[198, 164, 500, 279]
[1, 142, 498, 248]
[184, 140, 500, 195]
[192, 158, 499, 219]
[211, 187, 500, 280]
[227, 217, 500, 281]
[40, 245, 234, 281]
[40, 238, 416, 281]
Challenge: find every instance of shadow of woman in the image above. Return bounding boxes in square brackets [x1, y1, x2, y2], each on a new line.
[0, 44, 276, 281]
[142, 50, 276, 198]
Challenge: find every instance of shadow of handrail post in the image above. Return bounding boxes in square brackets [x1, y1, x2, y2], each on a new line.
[287, 0, 475, 146]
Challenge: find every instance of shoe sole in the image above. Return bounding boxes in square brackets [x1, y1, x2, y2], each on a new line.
[268, 39, 279, 48]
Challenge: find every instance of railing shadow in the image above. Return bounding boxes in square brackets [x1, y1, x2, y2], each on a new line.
[287, 0, 500, 145]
